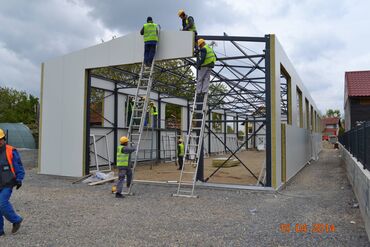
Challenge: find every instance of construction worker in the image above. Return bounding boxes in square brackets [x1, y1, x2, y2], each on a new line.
[149, 101, 158, 129]
[0, 129, 25, 236]
[140, 16, 159, 67]
[196, 39, 216, 95]
[115, 136, 136, 198]
[177, 138, 185, 170]
[178, 10, 197, 35]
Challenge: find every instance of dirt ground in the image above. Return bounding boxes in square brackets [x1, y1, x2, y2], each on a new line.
[134, 149, 265, 185]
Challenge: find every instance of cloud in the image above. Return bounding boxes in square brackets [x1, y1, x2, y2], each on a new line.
[0, 0, 117, 96]
[1, 0, 370, 115]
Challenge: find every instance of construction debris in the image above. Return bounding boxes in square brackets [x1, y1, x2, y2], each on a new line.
[212, 158, 240, 168]
[79, 171, 116, 185]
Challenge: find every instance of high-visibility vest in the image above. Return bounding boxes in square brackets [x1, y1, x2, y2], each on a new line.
[143, 22, 158, 42]
[201, 44, 216, 67]
[178, 143, 185, 157]
[150, 105, 158, 116]
[186, 17, 197, 32]
[0, 145, 16, 187]
[116, 146, 129, 167]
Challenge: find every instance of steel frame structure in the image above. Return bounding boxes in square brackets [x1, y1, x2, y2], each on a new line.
[85, 34, 273, 187]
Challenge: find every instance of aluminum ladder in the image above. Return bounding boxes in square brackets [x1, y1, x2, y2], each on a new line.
[173, 91, 208, 198]
[125, 57, 156, 195]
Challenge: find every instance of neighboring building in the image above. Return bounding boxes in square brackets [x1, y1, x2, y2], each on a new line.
[322, 117, 341, 141]
[344, 70, 370, 131]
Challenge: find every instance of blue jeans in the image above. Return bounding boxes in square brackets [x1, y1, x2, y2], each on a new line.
[0, 187, 22, 233]
[144, 43, 157, 65]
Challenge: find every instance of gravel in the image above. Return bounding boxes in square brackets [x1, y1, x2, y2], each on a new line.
[1, 149, 368, 246]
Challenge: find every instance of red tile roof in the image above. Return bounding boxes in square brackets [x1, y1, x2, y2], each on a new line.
[345, 70, 370, 96]
[322, 117, 340, 125]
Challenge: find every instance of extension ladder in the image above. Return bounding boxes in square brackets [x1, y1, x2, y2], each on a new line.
[173, 92, 208, 198]
[125, 57, 156, 195]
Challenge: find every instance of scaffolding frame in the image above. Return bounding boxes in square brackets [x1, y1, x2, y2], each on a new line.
[85, 34, 272, 187]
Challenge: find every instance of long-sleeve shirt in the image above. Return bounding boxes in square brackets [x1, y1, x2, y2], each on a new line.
[0, 145, 25, 188]
[121, 145, 136, 167]
[196, 47, 215, 68]
[182, 15, 196, 32]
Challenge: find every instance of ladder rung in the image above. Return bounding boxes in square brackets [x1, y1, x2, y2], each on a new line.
[182, 171, 195, 174]
[192, 119, 203, 121]
[179, 190, 192, 193]
[193, 110, 204, 113]
[179, 182, 194, 186]
[133, 117, 142, 119]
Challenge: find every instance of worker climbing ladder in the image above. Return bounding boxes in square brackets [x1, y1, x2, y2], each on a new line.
[125, 56, 157, 195]
[173, 91, 209, 198]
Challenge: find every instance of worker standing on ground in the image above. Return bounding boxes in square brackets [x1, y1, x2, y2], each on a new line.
[149, 101, 158, 129]
[177, 138, 185, 170]
[196, 39, 216, 94]
[140, 17, 159, 67]
[115, 136, 136, 198]
[178, 10, 197, 35]
[0, 129, 24, 236]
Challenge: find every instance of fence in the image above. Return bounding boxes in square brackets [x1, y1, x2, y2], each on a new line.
[339, 121, 370, 170]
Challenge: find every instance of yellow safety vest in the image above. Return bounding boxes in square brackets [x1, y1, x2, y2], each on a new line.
[150, 105, 158, 116]
[143, 23, 158, 42]
[186, 17, 197, 32]
[178, 143, 185, 157]
[201, 44, 216, 66]
[116, 146, 129, 167]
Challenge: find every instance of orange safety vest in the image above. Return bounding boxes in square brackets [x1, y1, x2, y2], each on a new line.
[5, 145, 16, 177]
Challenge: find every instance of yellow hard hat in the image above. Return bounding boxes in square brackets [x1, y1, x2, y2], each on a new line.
[120, 136, 129, 144]
[149, 101, 154, 105]
[178, 9, 185, 17]
[0, 129, 5, 139]
[197, 39, 205, 47]
[178, 138, 183, 143]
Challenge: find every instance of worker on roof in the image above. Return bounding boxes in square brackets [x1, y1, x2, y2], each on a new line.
[140, 16, 159, 67]
[177, 138, 185, 170]
[195, 39, 216, 95]
[178, 10, 197, 35]
[0, 128, 25, 236]
[114, 136, 136, 199]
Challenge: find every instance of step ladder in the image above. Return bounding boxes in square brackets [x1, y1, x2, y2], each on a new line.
[173, 92, 208, 198]
[125, 57, 156, 195]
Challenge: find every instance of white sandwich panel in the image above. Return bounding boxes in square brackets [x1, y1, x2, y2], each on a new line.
[40, 31, 193, 177]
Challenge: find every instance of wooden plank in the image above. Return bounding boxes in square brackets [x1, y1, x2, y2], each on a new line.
[72, 174, 92, 184]
[88, 176, 118, 186]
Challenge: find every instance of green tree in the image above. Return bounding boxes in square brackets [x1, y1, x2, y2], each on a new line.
[325, 109, 341, 118]
[0, 86, 39, 133]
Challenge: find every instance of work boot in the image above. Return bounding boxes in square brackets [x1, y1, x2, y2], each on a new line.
[12, 219, 22, 234]
[115, 193, 124, 199]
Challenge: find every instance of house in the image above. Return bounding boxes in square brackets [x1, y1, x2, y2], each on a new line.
[322, 117, 340, 141]
[344, 70, 370, 131]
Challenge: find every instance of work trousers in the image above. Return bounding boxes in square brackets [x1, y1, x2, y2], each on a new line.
[0, 187, 22, 233]
[196, 67, 212, 94]
[144, 43, 157, 66]
[116, 167, 132, 194]
[178, 156, 184, 170]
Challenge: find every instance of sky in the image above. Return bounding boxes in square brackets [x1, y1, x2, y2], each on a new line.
[1, 0, 370, 114]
